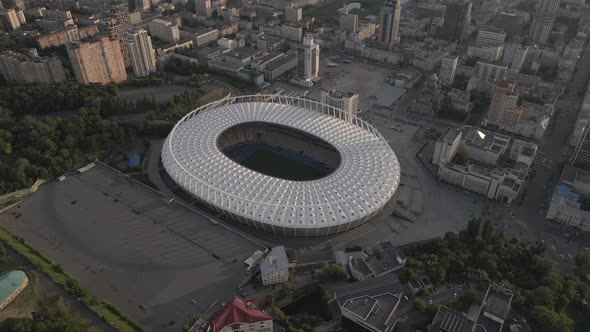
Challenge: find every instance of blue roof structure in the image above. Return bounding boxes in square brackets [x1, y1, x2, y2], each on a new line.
[128, 153, 140, 168]
[554, 184, 579, 200]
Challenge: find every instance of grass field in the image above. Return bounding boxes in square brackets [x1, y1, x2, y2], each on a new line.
[240, 149, 328, 181]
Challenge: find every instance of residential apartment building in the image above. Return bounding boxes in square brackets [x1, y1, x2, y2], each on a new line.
[439, 56, 458, 88]
[103, 2, 132, 66]
[194, 0, 212, 17]
[149, 18, 180, 43]
[0, 50, 66, 84]
[485, 80, 521, 132]
[260, 246, 289, 286]
[66, 37, 127, 84]
[127, 29, 157, 77]
[0, 8, 20, 30]
[36, 25, 99, 49]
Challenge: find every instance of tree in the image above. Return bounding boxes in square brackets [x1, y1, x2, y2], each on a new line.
[280, 282, 296, 299]
[453, 146, 469, 165]
[459, 290, 479, 309]
[575, 251, 590, 273]
[530, 306, 574, 332]
[414, 297, 427, 312]
[318, 263, 346, 283]
[481, 220, 495, 242]
[528, 286, 555, 309]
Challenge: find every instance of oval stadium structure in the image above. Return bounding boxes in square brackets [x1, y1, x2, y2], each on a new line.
[161, 95, 400, 237]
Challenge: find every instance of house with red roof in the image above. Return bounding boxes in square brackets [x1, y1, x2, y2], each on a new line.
[203, 296, 273, 332]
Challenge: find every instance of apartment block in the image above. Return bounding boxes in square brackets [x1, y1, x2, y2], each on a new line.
[67, 37, 127, 84]
[127, 29, 157, 77]
[0, 50, 66, 84]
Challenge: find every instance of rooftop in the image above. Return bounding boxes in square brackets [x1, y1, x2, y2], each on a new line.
[294, 247, 334, 266]
[333, 274, 403, 306]
[475, 284, 513, 332]
[342, 293, 400, 332]
[428, 306, 474, 332]
[438, 126, 462, 144]
[204, 297, 272, 332]
[264, 53, 297, 70]
[463, 127, 510, 154]
[260, 246, 289, 275]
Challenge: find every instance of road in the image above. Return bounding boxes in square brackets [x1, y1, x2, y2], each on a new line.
[496, 45, 590, 271]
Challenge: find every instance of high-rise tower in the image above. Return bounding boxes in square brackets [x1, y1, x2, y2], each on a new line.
[297, 34, 319, 82]
[103, 1, 132, 66]
[127, 29, 157, 77]
[442, 0, 472, 42]
[377, 0, 401, 47]
[529, 0, 560, 45]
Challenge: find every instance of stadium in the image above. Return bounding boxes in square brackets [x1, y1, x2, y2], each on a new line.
[161, 95, 400, 237]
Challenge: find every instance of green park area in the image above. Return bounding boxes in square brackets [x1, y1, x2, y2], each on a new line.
[400, 219, 590, 332]
[240, 149, 328, 181]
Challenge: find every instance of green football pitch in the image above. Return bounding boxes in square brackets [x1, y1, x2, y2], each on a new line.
[240, 149, 328, 181]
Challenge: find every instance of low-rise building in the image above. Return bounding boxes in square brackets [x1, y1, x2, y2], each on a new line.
[203, 296, 273, 332]
[435, 127, 529, 204]
[385, 68, 422, 89]
[462, 127, 509, 165]
[547, 165, 590, 231]
[333, 275, 403, 332]
[193, 27, 219, 47]
[262, 52, 297, 80]
[292, 247, 335, 270]
[475, 284, 513, 332]
[320, 89, 359, 117]
[260, 246, 289, 286]
[428, 306, 474, 332]
[347, 241, 406, 281]
[512, 101, 552, 140]
[438, 162, 525, 204]
[149, 18, 180, 43]
[447, 88, 473, 113]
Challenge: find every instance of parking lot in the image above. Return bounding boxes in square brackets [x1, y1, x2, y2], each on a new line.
[0, 163, 264, 331]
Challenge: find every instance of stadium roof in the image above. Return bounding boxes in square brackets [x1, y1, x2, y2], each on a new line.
[162, 95, 400, 236]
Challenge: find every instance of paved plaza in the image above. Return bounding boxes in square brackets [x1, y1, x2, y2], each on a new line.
[0, 163, 264, 331]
